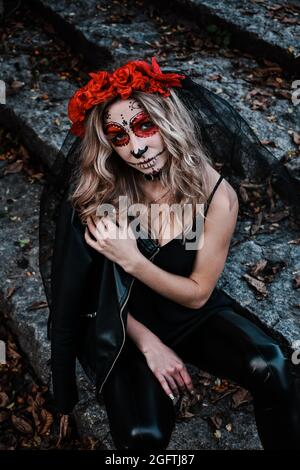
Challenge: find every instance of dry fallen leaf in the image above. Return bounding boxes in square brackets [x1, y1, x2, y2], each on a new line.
[3, 160, 23, 174]
[27, 301, 48, 311]
[293, 275, 300, 289]
[27, 393, 45, 433]
[197, 370, 212, 386]
[6, 286, 17, 300]
[243, 273, 268, 296]
[226, 423, 233, 432]
[293, 132, 300, 146]
[11, 415, 34, 435]
[288, 238, 300, 245]
[56, 414, 70, 448]
[0, 392, 10, 408]
[10, 80, 25, 91]
[231, 388, 253, 409]
[251, 259, 268, 277]
[210, 414, 223, 429]
[39, 408, 54, 435]
[0, 410, 11, 423]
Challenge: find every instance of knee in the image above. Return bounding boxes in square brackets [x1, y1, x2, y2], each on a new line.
[116, 426, 169, 450]
[246, 342, 292, 398]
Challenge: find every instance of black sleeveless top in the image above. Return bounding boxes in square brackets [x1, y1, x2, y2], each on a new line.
[127, 175, 235, 348]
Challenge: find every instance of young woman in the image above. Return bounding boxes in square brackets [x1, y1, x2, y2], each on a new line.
[41, 57, 300, 450]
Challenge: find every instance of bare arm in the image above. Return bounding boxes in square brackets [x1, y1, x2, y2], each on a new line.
[126, 311, 195, 398]
[126, 310, 161, 352]
[126, 259, 202, 309]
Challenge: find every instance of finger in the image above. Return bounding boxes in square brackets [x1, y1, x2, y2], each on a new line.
[102, 214, 116, 226]
[95, 218, 107, 238]
[86, 216, 99, 239]
[84, 226, 102, 251]
[116, 210, 129, 230]
[100, 217, 117, 238]
[88, 215, 98, 230]
[178, 366, 195, 394]
[104, 214, 123, 235]
[89, 214, 106, 229]
[173, 371, 186, 393]
[101, 215, 122, 241]
[88, 216, 105, 241]
[156, 372, 177, 402]
[165, 375, 180, 397]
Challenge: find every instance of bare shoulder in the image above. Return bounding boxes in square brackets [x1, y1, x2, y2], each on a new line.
[190, 164, 239, 306]
[205, 162, 238, 215]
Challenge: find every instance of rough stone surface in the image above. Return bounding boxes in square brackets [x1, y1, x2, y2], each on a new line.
[159, 0, 300, 73]
[219, 225, 300, 350]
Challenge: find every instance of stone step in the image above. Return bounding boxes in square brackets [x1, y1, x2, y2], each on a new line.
[155, 0, 300, 74]
[31, 0, 300, 74]
[220, 220, 300, 352]
[27, 0, 300, 187]
[30, 0, 162, 68]
[0, 2, 299, 449]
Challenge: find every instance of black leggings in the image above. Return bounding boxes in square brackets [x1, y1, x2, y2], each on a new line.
[102, 308, 300, 450]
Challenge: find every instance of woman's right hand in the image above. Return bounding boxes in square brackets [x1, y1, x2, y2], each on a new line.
[141, 337, 195, 401]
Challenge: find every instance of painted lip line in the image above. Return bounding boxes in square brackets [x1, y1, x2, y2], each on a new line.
[138, 155, 156, 166]
[132, 148, 166, 166]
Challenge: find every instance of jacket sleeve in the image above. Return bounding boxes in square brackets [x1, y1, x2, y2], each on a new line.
[50, 195, 93, 414]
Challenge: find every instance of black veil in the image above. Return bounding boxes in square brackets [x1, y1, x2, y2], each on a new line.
[39, 72, 300, 336]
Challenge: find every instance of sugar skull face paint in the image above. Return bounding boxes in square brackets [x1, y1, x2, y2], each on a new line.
[103, 98, 169, 174]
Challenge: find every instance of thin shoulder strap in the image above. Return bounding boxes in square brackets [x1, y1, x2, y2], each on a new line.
[204, 175, 224, 217]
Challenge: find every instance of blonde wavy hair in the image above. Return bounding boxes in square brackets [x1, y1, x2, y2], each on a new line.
[69, 88, 214, 242]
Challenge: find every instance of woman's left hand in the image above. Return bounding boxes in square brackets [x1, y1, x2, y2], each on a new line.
[85, 214, 142, 273]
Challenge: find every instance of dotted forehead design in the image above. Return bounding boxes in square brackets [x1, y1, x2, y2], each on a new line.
[103, 109, 111, 121]
[120, 114, 128, 127]
[103, 100, 144, 128]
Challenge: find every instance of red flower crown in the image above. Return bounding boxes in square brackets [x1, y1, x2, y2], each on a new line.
[67, 57, 186, 138]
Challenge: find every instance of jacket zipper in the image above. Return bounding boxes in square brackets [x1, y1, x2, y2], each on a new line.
[98, 244, 161, 396]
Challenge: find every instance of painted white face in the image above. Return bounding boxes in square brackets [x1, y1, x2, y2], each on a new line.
[103, 98, 169, 175]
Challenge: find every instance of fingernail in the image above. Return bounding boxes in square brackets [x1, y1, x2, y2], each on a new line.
[168, 393, 175, 400]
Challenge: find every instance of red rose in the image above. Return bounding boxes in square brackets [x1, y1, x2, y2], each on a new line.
[67, 56, 186, 137]
[111, 64, 135, 87]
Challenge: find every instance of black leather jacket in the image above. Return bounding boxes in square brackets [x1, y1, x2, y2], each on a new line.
[49, 196, 160, 414]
